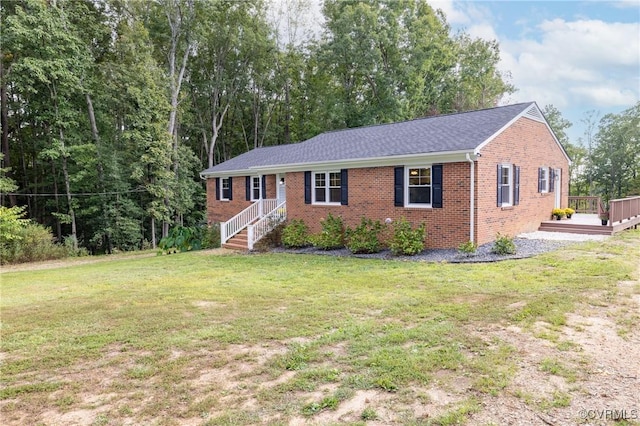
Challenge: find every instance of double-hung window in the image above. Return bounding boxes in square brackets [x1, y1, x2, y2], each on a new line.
[407, 167, 432, 207]
[539, 167, 549, 193]
[498, 164, 512, 206]
[220, 177, 231, 200]
[497, 164, 519, 207]
[314, 171, 341, 204]
[250, 176, 261, 201]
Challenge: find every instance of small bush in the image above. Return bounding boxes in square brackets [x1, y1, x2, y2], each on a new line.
[0, 221, 68, 264]
[253, 222, 285, 252]
[457, 240, 477, 257]
[345, 217, 384, 254]
[491, 233, 516, 255]
[388, 217, 425, 256]
[158, 226, 202, 254]
[201, 223, 221, 249]
[311, 213, 345, 250]
[281, 219, 310, 248]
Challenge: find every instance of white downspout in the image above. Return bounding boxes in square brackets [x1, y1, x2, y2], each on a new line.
[466, 153, 475, 244]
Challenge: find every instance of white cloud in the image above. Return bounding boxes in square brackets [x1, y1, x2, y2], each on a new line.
[500, 18, 639, 110]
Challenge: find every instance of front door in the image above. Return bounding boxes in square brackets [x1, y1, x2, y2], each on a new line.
[554, 169, 562, 208]
[277, 173, 286, 203]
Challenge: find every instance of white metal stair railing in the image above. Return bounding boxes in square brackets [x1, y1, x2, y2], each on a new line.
[220, 199, 281, 245]
[247, 201, 287, 250]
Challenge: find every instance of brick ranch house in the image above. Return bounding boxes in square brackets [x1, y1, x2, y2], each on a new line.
[200, 102, 570, 250]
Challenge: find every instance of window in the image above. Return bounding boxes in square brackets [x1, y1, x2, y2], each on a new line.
[497, 164, 519, 207]
[251, 176, 261, 200]
[499, 164, 512, 206]
[220, 177, 231, 200]
[313, 171, 341, 204]
[539, 167, 549, 193]
[407, 167, 432, 206]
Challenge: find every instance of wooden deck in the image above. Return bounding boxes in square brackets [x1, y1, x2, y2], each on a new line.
[538, 213, 640, 236]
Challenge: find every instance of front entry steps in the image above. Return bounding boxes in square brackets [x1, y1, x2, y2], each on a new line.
[222, 229, 249, 251]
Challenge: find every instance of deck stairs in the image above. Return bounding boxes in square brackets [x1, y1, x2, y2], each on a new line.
[538, 220, 613, 236]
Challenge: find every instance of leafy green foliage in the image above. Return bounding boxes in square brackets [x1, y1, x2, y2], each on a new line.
[457, 240, 477, 256]
[201, 223, 221, 250]
[310, 213, 345, 250]
[0, 221, 68, 264]
[491, 233, 516, 255]
[158, 226, 202, 254]
[281, 219, 310, 248]
[389, 217, 425, 256]
[345, 217, 385, 254]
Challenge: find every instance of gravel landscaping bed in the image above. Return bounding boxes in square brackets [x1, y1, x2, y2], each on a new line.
[271, 237, 575, 263]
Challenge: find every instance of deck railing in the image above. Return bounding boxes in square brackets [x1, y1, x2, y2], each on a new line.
[247, 201, 286, 250]
[609, 196, 640, 224]
[568, 196, 600, 213]
[221, 198, 280, 244]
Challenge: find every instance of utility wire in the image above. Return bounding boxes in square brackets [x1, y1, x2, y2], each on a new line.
[3, 188, 148, 197]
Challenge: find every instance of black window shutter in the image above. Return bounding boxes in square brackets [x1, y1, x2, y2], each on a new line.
[514, 165, 520, 206]
[228, 177, 233, 201]
[340, 169, 348, 205]
[432, 164, 443, 208]
[394, 167, 404, 207]
[538, 167, 543, 193]
[304, 171, 311, 204]
[549, 168, 555, 193]
[215, 178, 220, 201]
[245, 176, 251, 201]
[261, 175, 267, 198]
[497, 164, 502, 207]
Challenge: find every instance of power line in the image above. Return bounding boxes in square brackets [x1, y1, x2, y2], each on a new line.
[4, 188, 148, 197]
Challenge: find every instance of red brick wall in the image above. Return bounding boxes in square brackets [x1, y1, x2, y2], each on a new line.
[205, 116, 568, 249]
[474, 117, 569, 245]
[286, 164, 472, 249]
[206, 175, 277, 224]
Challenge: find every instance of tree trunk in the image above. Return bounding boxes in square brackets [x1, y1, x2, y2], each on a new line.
[52, 161, 62, 242]
[86, 93, 113, 253]
[0, 54, 17, 206]
[151, 216, 157, 249]
[59, 129, 78, 250]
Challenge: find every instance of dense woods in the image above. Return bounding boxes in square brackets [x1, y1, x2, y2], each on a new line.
[4, 0, 635, 255]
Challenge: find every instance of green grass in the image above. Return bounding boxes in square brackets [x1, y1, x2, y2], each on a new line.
[1, 230, 639, 424]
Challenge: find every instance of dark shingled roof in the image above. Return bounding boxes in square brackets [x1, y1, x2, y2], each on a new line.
[202, 102, 534, 175]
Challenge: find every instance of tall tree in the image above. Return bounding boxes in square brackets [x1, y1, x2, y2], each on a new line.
[589, 103, 640, 201]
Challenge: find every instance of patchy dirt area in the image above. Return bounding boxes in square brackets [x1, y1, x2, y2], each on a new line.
[2, 255, 639, 425]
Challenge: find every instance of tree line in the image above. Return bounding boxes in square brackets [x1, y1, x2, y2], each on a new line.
[1, 0, 515, 253]
[10, 0, 632, 254]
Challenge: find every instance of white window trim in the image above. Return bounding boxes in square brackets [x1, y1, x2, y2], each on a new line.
[250, 176, 261, 201]
[540, 167, 549, 193]
[312, 171, 341, 205]
[220, 177, 231, 201]
[499, 164, 513, 207]
[405, 166, 432, 208]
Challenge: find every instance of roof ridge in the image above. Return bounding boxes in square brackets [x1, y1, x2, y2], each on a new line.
[320, 102, 535, 135]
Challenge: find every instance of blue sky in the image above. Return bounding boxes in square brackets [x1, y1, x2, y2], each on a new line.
[431, 0, 640, 144]
[273, 0, 639, 144]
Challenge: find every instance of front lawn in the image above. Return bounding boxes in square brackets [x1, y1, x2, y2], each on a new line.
[1, 231, 639, 425]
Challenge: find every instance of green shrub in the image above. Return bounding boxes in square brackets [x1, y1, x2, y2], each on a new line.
[310, 213, 345, 250]
[491, 233, 516, 255]
[345, 217, 384, 254]
[158, 226, 202, 254]
[0, 221, 68, 264]
[388, 217, 425, 256]
[253, 222, 285, 252]
[281, 219, 310, 248]
[457, 240, 477, 256]
[201, 223, 221, 249]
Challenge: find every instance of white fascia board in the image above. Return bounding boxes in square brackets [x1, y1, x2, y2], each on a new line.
[200, 150, 476, 178]
[254, 150, 474, 173]
[474, 102, 572, 164]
